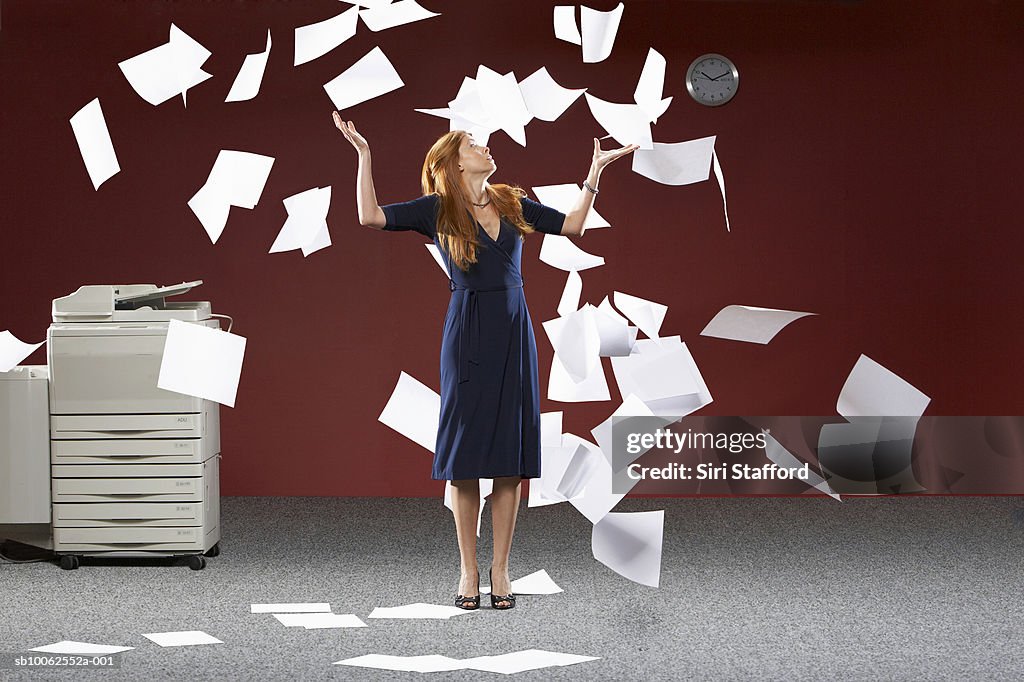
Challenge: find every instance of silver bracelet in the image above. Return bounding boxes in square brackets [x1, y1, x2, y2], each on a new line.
[583, 180, 599, 195]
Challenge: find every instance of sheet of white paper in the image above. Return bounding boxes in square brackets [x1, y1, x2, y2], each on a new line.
[270, 186, 332, 253]
[610, 337, 700, 403]
[763, 432, 841, 500]
[118, 24, 212, 106]
[480, 568, 563, 595]
[592, 303, 635, 357]
[529, 442, 579, 507]
[251, 603, 331, 613]
[539, 234, 605, 271]
[543, 306, 602, 382]
[476, 65, 530, 146]
[532, 184, 609, 230]
[157, 320, 245, 407]
[300, 222, 332, 257]
[463, 649, 600, 674]
[29, 641, 134, 655]
[226, 30, 272, 102]
[69, 98, 120, 190]
[585, 93, 653, 149]
[141, 631, 223, 647]
[553, 6, 582, 45]
[367, 603, 476, 619]
[425, 244, 451, 277]
[378, 371, 439, 451]
[632, 136, 716, 186]
[598, 295, 628, 325]
[592, 510, 663, 587]
[0, 331, 44, 372]
[336, 654, 469, 672]
[548, 351, 610, 402]
[448, 76, 489, 127]
[359, 0, 439, 32]
[518, 67, 585, 122]
[701, 305, 816, 344]
[338, 0, 394, 8]
[556, 437, 605, 500]
[324, 46, 404, 111]
[188, 149, 274, 243]
[294, 6, 358, 66]
[590, 392, 662, 466]
[633, 48, 672, 122]
[712, 148, 730, 231]
[541, 411, 563, 447]
[613, 291, 667, 340]
[273, 613, 367, 629]
[838, 354, 931, 420]
[567, 434, 637, 523]
[557, 271, 583, 318]
[580, 2, 624, 63]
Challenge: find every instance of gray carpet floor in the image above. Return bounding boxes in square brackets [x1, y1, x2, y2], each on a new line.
[2, 496, 1023, 681]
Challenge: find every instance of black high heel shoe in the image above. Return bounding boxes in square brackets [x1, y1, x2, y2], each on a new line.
[455, 570, 480, 610]
[489, 568, 516, 610]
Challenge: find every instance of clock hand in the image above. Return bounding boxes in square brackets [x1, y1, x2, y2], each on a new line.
[699, 71, 713, 80]
[710, 71, 731, 81]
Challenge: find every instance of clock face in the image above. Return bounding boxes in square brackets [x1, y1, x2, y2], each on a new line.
[686, 54, 739, 106]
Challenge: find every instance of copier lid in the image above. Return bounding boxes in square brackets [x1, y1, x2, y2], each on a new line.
[114, 280, 203, 305]
[52, 281, 210, 323]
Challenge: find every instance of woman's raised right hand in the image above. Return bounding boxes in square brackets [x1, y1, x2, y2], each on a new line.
[332, 112, 369, 154]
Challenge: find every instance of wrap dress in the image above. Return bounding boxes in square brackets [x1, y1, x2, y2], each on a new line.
[381, 194, 566, 480]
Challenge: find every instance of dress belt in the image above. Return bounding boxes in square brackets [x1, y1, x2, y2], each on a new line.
[449, 280, 524, 384]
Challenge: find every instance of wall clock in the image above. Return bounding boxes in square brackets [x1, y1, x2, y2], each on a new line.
[685, 53, 739, 106]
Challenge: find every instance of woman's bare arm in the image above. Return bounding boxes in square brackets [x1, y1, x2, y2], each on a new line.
[561, 138, 639, 236]
[332, 112, 386, 229]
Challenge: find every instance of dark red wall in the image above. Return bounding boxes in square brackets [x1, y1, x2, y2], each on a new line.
[2, 1, 1021, 496]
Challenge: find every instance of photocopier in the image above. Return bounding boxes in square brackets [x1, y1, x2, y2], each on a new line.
[0, 281, 222, 570]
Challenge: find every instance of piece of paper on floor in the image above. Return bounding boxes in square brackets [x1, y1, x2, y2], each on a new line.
[613, 291, 667, 340]
[69, 98, 120, 190]
[324, 46, 404, 111]
[0, 331, 44, 372]
[294, 6, 358, 66]
[250, 602, 331, 613]
[548, 351, 610, 402]
[378, 371, 439, 451]
[359, 0, 439, 32]
[335, 654, 469, 672]
[118, 24, 212, 106]
[553, 6, 582, 45]
[632, 136, 717, 186]
[837, 354, 931, 421]
[188, 149, 274, 243]
[463, 649, 600, 674]
[270, 186, 332, 255]
[141, 631, 223, 647]
[585, 94, 653, 149]
[480, 568, 563, 595]
[633, 48, 672, 122]
[518, 67, 585, 122]
[226, 30, 271, 102]
[532, 183, 609, 230]
[425, 244, 450, 277]
[701, 305, 816, 344]
[592, 510, 664, 586]
[476, 65, 531, 146]
[580, 2, 624, 63]
[29, 641, 134, 655]
[556, 271, 583, 318]
[763, 432, 840, 500]
[273, 613, 367, 629]
[157, 320, 246, 407]
[540, 234, 605, 271]
[368, 603, 477, 619]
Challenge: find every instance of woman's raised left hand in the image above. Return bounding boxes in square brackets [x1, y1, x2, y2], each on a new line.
[593, 138, 640, 171]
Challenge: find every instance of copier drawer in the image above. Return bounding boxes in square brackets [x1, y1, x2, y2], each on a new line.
[51, 437, 217, 464]
[52, 463, 206, 478]
[52, 502, 205, 527]
[52, 477, 204, 502]
[51, 412, 209, 440]
[53, 525, 208, 550]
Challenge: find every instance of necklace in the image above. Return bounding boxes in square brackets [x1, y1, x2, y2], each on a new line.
[470, 198, 491, 208]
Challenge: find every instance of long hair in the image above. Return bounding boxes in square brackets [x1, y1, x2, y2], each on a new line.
[420, 131, 535, 272]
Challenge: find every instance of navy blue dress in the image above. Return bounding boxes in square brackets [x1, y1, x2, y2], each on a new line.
[381, 194, 566, 480]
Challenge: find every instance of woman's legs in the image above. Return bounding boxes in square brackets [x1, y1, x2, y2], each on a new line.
[450, 479, 481, 597]
[489, 476, 522, 606]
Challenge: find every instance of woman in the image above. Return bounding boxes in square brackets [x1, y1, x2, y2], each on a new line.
[333, 111, 636, 610]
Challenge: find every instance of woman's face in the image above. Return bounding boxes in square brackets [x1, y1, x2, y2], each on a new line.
[458, 136, 496, 176]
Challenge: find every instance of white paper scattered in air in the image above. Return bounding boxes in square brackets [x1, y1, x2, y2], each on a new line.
[701, 305, 816, 344]
[157, 319, 246, 407]
[294, 6, 359, 66]
[592, 510, 664, 586]
[187, 150, 274, 244]
[837, 354, 931, 421]
[580, 3, 624, 63]
[632, 137, 717, 186]
[518, 67, 585, 122]
[553, 6, 582, 45]
[378, 371, 439, 451]
[425, 244, 451, 277]
[633, 48, 672, 122]
[226, 30, 271, 102]
[118, 24, 212, 106]
[359, 0, 439, 32]
[69, 98, 120, 190]
[613, 291, 667, 340]
[539, 234, 605, 271]
[763, 432, 841, 500]
[585, 93, 653, 149]
[0, 331, 44, 372]
[556, 271, 583, 318]
[532, 184, 610, 230]
[270, 186, 332, 256]
[476, 66, 531, 146]
[324, 46, 404, 111]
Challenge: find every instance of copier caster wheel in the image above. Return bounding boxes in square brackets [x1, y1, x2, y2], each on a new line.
[59, 555, 80, 571]
[204, 543, 221, 558]
[187, 555, 207, 571]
